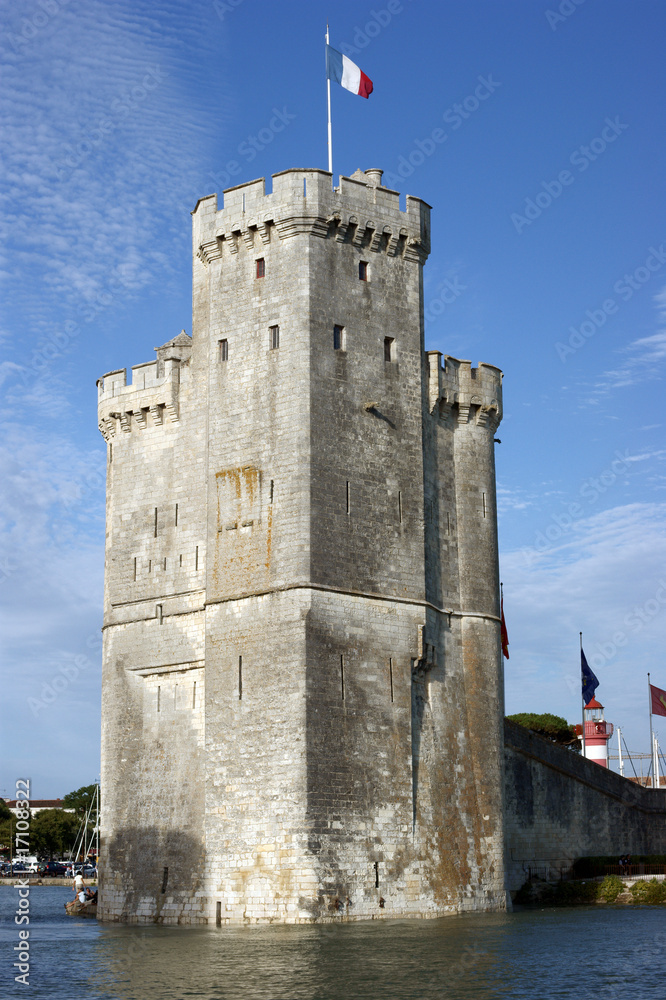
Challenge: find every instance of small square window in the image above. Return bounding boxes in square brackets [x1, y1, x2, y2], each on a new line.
[359, 261, 368, 281]
[334, 325, 345, 351]
[384, 337, 395, 362]
[219, 338, 228, 362]
[269, 325, 279, 350]
[256, 258, 265, 278]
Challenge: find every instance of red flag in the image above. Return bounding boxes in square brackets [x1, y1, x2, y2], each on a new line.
[501, 595, 509, 660]
[650, 683, 666, 717]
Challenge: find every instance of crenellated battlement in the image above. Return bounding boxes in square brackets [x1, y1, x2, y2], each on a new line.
[97, 331, 192, 440]
[426, 351, 502, 429]
[192, 167, 431, 267]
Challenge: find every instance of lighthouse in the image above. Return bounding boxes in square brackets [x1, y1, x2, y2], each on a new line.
[580, 697, 614, 767]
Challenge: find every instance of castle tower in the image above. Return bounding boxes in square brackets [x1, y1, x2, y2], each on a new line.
[97, 167, 506, 923]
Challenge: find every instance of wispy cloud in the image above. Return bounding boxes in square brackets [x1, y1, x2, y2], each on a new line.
[501, 502, 666, 748]
[0, 1, 233, 349]
[590, 330, 666, 392]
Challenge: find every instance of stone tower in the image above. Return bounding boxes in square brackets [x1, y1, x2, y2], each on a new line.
[97, 167, 506, 923]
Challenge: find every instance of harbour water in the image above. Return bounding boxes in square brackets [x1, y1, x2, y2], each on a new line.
[1, 886, 664, 999]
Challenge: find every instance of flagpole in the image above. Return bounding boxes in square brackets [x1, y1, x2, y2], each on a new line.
[580, 632, 586, 759]
[648, 672, 656, 788]
[326, 23, 333, 176]
[655, 734, 660, 790]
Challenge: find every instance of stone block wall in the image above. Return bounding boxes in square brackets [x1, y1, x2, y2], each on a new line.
[504, 719, 666, 892]
[98, 167, 509, 923]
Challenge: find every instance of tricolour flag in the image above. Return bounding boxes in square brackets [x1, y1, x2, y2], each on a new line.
[326, 45, 373, 99]
[650, 683, 666, 718]
[500, 595, 509, 660]
[581, 648, 599, 704]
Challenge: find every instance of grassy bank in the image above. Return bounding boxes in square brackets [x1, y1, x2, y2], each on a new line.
[514, 875, 666, 906]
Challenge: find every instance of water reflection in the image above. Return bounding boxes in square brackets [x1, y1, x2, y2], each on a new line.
[90, 918, 504, 1000]
[2, 888, 665, 1000]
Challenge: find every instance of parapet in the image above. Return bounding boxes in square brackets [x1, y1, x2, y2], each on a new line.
[426, 352, 502, 429]
[192, 167, 431, 267]
[96, 332, 191, 441]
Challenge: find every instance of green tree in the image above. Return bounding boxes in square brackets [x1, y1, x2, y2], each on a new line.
[507, 712, 580, 751]
[0, 799, 13, 858]
[30, 809, 80, 859]
[62, 784, 99, 819]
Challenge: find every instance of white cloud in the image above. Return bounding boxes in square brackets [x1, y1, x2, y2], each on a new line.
[592, 330, 666, 392]
[0, 0, 234, 345]
[501, 502, 666, 753]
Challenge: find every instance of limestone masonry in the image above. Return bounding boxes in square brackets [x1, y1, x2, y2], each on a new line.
[97, 167, 506, 923]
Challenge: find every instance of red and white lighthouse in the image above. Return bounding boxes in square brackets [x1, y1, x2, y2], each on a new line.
[579, 697, 614, 767]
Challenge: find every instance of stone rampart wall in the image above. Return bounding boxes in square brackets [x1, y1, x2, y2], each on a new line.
[504, 719, 666, 892]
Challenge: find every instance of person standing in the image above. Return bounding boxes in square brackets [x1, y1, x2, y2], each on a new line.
[72, 870, 86, 900]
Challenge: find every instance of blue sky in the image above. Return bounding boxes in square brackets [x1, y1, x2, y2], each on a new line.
[1, 0, 665, 796]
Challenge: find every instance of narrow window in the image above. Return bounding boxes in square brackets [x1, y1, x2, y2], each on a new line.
[148, 559, 152, 573]
[161, 867, 169, 893]
[156, 604, 163, 624]
[133, 557, 137, 581]
[340, 655, 345, 701]
[384, 337, 395, 362]
[175, 503, 178, 526]
[157, 686, 161, 712]
[447, 511, 451, 534]
[163, 557, 167, 571]
[109, 444, 113, 464]
[398, 491, 403, 523]
[374, 861, 380, 888]
[219, 339, 228, 362]
[269, 479, 274, 503]
[303, 178, 307, 197]
[179, 553, 183, 567]
[154, 507, 158, 537]
[346, 481, 350, 515]
[238, 655, 243, 700]
[359, 261, 368, 281]
[192, 681, 197, 709]
[482, 492, 487, 518]
[195, 545, 199, 570]
[216, 901, 222, 927]
[333, 325, 345, 351]
[256, 257, 265, 278]
[389, 658, 394, 703]
[269, 325, 279, 350]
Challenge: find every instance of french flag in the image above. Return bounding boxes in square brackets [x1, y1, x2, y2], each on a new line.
[326, 45, 373, 99]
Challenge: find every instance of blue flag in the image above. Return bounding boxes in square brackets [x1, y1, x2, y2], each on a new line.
[581, 649, 599, 704]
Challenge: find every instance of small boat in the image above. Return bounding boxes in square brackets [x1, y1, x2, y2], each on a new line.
[64, 897, 97, 918]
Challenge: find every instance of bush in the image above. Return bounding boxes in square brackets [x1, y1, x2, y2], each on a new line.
[598, 875, 624, 903]
[630, 879, 666, 904]
[507, 713, 579, 749]
[514, 878, 600, 905]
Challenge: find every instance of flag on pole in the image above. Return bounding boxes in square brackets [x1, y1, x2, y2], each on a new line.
[500, 595, 509, 660]
[650, 683, 666, 718]
[581, 649, 599, 704]
[326, 45, 373, 98]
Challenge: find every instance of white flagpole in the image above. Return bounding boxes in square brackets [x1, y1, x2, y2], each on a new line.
[648, 672, 655, 787]
[326, 23, 333, 176]
[617, 726, 624, 777]
[580, 632, 586, 759]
